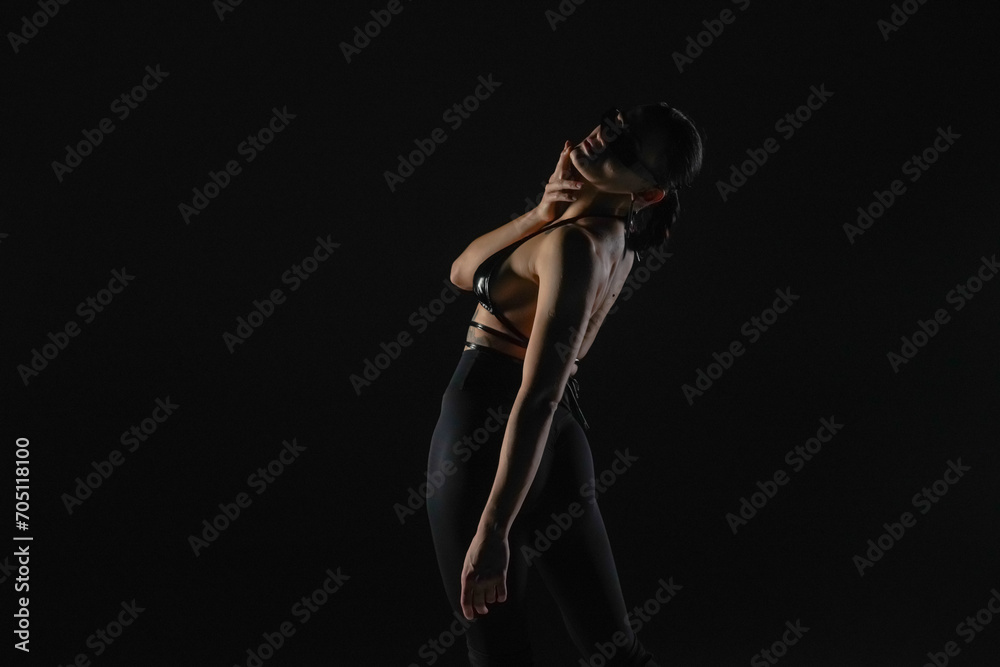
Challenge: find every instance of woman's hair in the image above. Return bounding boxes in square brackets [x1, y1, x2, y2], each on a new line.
[624, 103, 704, 256]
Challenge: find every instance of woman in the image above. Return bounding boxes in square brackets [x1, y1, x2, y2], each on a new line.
[427, 103, 703, 666]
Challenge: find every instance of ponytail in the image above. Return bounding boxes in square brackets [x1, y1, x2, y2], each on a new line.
[620, 102, 703, 261]
[624, 187, 680, 261]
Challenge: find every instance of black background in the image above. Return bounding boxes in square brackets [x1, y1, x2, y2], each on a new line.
[4, 0, 999, 665]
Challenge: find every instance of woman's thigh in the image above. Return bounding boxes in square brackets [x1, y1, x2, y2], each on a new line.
[426, 371, 640, 663]
[516, 410, 642, 664]
[426, 382, 552, 661]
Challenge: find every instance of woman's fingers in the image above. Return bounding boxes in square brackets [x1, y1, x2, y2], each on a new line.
[474, 585, 488, 615]
[463, 577, 488, 617]
[542, 179, 582, 203]
[460, 573, 505, 619]
[460, 574, 476, 620]
[558, 141, 573, 179]
[549, 140, 574, 181]
[544, 180, 583, 193]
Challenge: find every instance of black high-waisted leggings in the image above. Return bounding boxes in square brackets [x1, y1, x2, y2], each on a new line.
[426, 347, 659, 666]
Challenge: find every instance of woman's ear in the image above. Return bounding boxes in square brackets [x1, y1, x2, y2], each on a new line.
[634, 187, 666, 211]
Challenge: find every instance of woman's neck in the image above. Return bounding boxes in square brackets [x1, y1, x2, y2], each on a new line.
[556, 186, 632, 222]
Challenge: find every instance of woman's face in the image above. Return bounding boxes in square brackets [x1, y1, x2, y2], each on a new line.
[570, 107, 667, 194]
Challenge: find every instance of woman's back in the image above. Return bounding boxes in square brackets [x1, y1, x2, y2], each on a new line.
[465, 215, 634, 361]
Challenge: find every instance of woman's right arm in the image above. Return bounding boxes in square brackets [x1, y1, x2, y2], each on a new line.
[449, 141, 583, 290]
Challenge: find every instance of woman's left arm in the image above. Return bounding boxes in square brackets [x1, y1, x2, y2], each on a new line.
[460, 228, 602, 618]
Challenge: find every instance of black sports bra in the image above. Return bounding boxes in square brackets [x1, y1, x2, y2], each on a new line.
[470, 214, 627, 348]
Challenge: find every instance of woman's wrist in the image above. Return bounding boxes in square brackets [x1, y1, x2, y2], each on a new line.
[477, 514, 509, 539]
[522, 207, 548, 229]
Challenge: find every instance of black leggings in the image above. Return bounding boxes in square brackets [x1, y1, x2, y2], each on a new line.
[426, 347, 660, 666]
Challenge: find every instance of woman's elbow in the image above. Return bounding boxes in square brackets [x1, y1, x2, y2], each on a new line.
[450, 258, 474, 291]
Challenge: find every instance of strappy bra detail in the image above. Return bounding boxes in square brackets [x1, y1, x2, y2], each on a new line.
[471, 213, 627, 347]
[466, 320, 528, 348]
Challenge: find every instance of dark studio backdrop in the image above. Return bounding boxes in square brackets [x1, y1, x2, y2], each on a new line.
[4, 0, 999, 665]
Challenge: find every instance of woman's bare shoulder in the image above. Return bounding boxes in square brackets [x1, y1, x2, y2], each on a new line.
[522, 216, 622, 278]
[556, 216, 624, 256]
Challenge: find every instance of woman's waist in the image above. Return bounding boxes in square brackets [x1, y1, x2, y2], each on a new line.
[465, 309, 529, 360]
[449, 346, 586, 424]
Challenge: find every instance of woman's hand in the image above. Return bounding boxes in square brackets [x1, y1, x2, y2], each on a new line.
[459, 527, 510, 620]
[533, 140, 585, 224]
